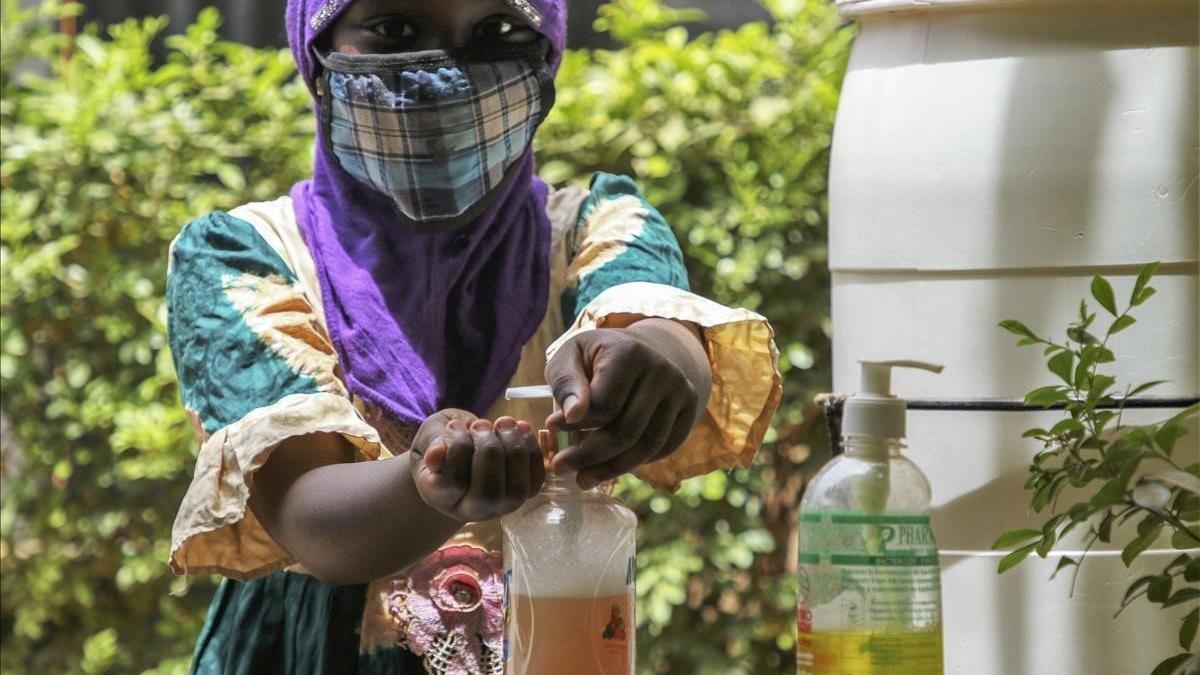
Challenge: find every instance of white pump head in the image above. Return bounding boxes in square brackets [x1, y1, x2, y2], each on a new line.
[505, 385, 574, 466]
[505, 385, 555, 400]
[842, 360, 944, 439]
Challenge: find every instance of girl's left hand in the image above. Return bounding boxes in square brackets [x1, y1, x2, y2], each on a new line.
[544, 319, 712, 489]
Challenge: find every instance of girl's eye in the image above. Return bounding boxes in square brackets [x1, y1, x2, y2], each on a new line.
[365, 16, 418, 43]
[475, 14, 536, 43]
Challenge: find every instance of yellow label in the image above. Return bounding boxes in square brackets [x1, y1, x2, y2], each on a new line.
[796, 628, 943, 675]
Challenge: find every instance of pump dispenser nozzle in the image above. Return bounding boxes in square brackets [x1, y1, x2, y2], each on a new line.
[843, 360, 944, 440]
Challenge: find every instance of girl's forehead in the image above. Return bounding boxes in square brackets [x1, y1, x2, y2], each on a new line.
[295, 0, 564, 86]
[324, 0, 543, 25]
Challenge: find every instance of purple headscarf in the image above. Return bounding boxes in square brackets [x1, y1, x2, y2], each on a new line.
[284, 0, 567, 425]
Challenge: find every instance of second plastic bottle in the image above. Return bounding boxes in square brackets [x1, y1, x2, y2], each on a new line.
[796, 360, 945, 675]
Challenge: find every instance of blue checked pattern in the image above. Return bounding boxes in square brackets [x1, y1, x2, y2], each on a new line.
[326, 58, 546, 223]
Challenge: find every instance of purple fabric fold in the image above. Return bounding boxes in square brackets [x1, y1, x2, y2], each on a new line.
[284, 0, 568, 425]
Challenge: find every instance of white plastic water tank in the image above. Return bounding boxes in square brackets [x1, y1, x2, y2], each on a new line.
[828, 0, 1199, 673]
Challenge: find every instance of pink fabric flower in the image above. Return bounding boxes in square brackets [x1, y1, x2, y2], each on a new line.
[387, 544, 504, 675]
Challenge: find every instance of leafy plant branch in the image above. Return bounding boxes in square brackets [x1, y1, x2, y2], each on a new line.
[994, 262, 1200, 675]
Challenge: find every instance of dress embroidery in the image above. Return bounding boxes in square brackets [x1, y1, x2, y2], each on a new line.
[367, 544, 505, 675]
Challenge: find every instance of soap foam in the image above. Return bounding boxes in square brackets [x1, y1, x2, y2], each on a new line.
[503, 502, 635, 599]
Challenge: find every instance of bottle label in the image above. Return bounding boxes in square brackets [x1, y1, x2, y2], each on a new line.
[503, 556, 636, 675]
[796, 513, 942, 675]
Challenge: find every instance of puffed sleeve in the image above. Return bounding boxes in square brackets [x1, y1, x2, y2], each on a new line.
[552, 173, 782, 492]
[166, 211, 384, 580]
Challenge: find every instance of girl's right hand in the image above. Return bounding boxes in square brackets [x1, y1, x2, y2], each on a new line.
[410, 409, 545, 523]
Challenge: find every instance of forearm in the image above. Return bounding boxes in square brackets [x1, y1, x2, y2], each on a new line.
[625, 317, 713, 424]
[251, 448, 461, 586]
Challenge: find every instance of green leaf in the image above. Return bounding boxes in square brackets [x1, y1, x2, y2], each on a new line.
[1049, 555, 1078, 580]
[1067, 326, 1100, 345]
[1139, 513, 1166, 537]
[1172, 527, 1200, 550]
[998, 319, 1038, 342]
[1090, 275, 1118, 315]
[1048, 418, 1084, 436]
[1156, 422, 1189, 456]
[1025, 385, 1068, 409]
[1121, 574, 1158, 606]
[1185, 558, 1200, 583]
[1022, 427, 1049, 439]
[1122, 523, 1164, 566]
[1126, 380, 1169, 399]
[998, 543, 1038, 574]
[1165, 588, 1200, 608]
[1088, 374, 1117, 405]
[1109, 315, 1136, 334]
[1047, 350, 1074, 385]
[1165, 405, 1200, 431]
[1148, 575, 1172, 603]
[214, 163, 245, 191]
[1060, 516, 1086, 539]
[1073, 356, 1093, 389]
[1036, 529, 1057, 557]
[991, 529, 1043, 550]
[1091, 478, 1127, 510]
[1150, 654, 1195, 675]
[1166, 553, 1192, 572]
[1180, 608, 1198, 651]
[1133, 261, 1161, 301]
[1178, 493, 1200, 522]
[1097, 510, 1116, 543]
[1132, 286, 1158, 307]
[1032, 480, 1056, 513]
[1067, 502, 1090, 521]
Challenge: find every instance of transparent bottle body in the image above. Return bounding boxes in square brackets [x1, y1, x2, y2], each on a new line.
[502, 474, 637, 675]
[796, 438, 943, 675]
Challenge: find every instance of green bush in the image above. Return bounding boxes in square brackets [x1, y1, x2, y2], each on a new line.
[1, 4, 314, 672]
[0, 1, 849, 672]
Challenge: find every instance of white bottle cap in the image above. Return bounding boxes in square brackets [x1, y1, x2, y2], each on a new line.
[842, 360, 944, 439]
[505, 385, 554, 400]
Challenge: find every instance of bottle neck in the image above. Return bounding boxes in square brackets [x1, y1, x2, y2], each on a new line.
[842, 435, 905, 459]
[541, 470, 584, 495]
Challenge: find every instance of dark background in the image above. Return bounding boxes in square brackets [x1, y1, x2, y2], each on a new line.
[78, 1, 771, 49]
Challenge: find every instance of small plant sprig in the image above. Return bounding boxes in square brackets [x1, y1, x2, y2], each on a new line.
[993, 262, 1200, 675]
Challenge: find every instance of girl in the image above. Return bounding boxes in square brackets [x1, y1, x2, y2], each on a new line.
[168, 0, 782, 673]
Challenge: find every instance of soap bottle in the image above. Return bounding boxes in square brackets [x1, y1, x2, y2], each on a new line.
[796, 360, 945, 675]
[501, 386, 637, 675]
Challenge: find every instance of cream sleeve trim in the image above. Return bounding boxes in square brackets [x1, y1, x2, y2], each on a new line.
[169, 392, 386, 581]
[547, 282, 782, 492]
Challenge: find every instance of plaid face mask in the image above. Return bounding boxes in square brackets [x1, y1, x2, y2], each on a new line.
[316, 40, 554, 227]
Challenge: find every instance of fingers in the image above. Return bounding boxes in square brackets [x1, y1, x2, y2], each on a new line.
[460, 420, 507, 518]
[440, 420, 476, 487]
[657, 402, 696, 464]
[522, 422, 546, 496]
[413, 418, 474, 511]
[423, 440, 447, 473]
[424, 417, 543, 522]
[573, 398, 680, 489]
[546, 339, 592, 425]
[553, 376, 659, 474]
[495, 418, 530, 510]
[412, 408, 478, 461]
